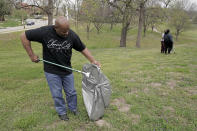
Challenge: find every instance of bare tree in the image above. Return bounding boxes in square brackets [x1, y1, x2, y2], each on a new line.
[93, 0, 108, 34]
[188, 2, 197, 20]
[106, 0, 137, 47]
[169, 0, 190, 40]
[80, 0, 97, 39]
[62, 4, 67, 17]
[93, 21, 103, 34]
[10, 0, 54, 25]
[47, 0, 53, 25]
[108, 8, 121, 30]
[143, 0, 161, 36]
[160, 0, 175, 8]
[54, 0, 62, 16]
[143, 3, 164, 36]
[62, 1, 69, 19]
[72, 0, 82, 30]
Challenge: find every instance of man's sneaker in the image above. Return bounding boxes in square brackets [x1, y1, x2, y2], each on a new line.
[59, 114, 69, 121]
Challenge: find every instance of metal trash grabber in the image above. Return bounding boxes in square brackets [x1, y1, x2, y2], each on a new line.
[39, 58, 90, 77]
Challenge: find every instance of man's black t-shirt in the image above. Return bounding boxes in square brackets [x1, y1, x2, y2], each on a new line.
[25, 25, 86, 75]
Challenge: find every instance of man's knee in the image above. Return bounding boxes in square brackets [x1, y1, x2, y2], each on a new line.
[66, 88, 77, 97]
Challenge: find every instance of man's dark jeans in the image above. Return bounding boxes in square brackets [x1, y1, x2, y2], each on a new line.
[45, 72, 77, 115]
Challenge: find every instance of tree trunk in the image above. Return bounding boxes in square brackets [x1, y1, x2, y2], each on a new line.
[110, 22, 113, 31]
[143, 17, 147, 37]
[97, 29, 100, 34]
[48, 0, 53, 25]
[151, 26, 154, 32]
[95, 24, 100, 34]
[74, 3, 79, 31]
[48, 13, 53, 25]
[55, 7, 59, 16]
[176, 29, 179, 41]
[76, 10, 79, 31]
[0, 15, 5, 21]
[120, 23, 129, 47]
[143, 24, 146, 37]
[87, 24, 90, 40]
[63, 9, 66, 16]
[136, 3, 144, 48]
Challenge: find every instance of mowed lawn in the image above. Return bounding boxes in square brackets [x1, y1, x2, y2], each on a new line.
[0, 24, 197, 131]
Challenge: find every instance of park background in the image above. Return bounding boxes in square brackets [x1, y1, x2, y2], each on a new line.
[0, 0, 197, 130]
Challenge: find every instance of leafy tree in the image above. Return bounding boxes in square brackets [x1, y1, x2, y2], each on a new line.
[80, 0, 102, 39]
[193, 15, 197, 24]
[169, 0, 191, 40]
[10, 0, 54, 25]
[106, 0, 137, 47]
[106, 6, 121, 30]
[0, 0, 12, 21]
[12, 9, 28, 20]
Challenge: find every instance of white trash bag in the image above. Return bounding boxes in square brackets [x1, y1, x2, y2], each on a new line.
[82, 64, 111, 121]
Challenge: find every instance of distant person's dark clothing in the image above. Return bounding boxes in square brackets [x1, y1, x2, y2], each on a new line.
[164, 33, 173, 54]
[161, 33, 165, 53]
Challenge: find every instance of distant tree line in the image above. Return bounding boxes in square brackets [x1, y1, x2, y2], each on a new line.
[1, 0, 197, 47]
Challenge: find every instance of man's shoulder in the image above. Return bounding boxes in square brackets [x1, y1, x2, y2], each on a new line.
[40, 25, 54, 31]
[69, 29, 76, 35]
[69, 29, 78, 37]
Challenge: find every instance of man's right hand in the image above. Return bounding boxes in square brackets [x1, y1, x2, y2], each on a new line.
[30, 55, 39, 63]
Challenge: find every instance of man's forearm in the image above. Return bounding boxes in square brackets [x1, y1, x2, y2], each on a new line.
[20, 33, 38, 62]
[20, 33, 34, 57]
[81, 48, 101, 67]
[81, 48, 95, 63]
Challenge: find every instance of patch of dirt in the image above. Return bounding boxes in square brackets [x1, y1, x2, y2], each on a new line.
[161, 92, 168, 96]
[128, 89, 138, 95]
[167, 72, 184, 81]
[163, 106, 175, 112]
[166, 80, 176, 89]
[188, 90, 197, 95]
[46, 120, 65, 129]
[74, 124, 92, 131]
[190, 64, 197, 68]
[74, 126, 87, 131]
[167, 72, 182, 76]
[133, 71, 143, 75]
[121, 72, 131, 75]
[111, 98, 131, 113]
[119, 104, 131, 112]
[186, 87, 197, 95]
[75, 129, 86, 131]
[143, 88, 149, 93]
[129, 78, 136, 82]
[145, 76, 151, 80]
[95, 119, 111, 128]
[124, 78, 136, 83]
[151, 83, 162, 87]
[130, 114, 140, 125]
[26, 78, 45, 84]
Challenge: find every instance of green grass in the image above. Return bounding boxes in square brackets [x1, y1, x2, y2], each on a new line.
[0, 23, 197, 130]
[0, 17, 21, 28]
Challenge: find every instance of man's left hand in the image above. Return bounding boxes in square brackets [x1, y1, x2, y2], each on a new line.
[91, 60, 101, 68]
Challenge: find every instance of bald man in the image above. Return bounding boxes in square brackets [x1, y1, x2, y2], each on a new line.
[20, 16, 101, 121]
